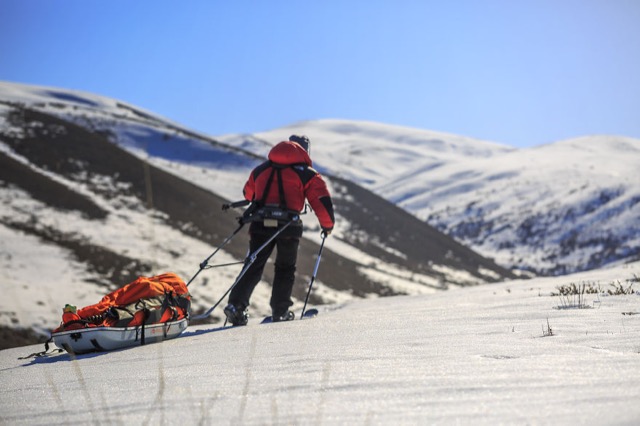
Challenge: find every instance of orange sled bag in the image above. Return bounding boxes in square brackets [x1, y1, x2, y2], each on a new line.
[51, 273, 191, 354]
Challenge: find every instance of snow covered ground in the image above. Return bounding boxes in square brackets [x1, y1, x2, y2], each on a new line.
[1, 261, 638, 425]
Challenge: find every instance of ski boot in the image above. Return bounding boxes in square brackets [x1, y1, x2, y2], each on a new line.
[272, 310, 295, 323]
[224, 304, 248, 326]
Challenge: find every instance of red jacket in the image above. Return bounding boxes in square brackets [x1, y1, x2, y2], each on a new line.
[243, 141, 335, 230]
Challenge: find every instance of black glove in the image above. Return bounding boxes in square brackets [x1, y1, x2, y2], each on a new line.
[321, 227, 332, 238]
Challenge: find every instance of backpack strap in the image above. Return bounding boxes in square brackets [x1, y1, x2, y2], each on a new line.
[258, 166, 276, 206]
[259, 161, 288, 209]
[275, 168, 287, 209]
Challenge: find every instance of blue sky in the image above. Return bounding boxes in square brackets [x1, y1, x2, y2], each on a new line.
[1, 0, 639, 148]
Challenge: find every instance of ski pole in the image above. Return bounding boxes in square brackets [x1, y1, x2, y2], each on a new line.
[192, 217, 298, 321]
[188, 200, 253, 287]
[222, 199, 250, 211]
[300, 232, 327, 319]
[186, 222, 245, 287]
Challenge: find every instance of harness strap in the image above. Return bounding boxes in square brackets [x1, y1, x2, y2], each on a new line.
[259, 167, 276, 206]
[258, 162, 288, 209]
[276, 168, 287, 209]
[18, 337, 64, 360]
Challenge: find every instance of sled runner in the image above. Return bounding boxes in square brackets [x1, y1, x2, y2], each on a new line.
[51, 273, 191, 354]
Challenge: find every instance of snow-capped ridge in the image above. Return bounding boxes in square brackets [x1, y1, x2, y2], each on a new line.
[230, 119, 639, 275]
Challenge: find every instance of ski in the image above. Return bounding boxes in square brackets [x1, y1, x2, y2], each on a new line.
[260, 308, 318, 324]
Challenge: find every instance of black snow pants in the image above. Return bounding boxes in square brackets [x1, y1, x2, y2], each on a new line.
[228, 231, 299, 317]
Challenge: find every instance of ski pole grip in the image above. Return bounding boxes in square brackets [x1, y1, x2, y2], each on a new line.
[222, 200, 250, 211]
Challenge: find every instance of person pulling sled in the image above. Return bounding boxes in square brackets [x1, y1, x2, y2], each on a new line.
[224, 135, 335, 325]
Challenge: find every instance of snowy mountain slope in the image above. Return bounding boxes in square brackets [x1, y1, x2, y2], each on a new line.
[217, 119, 514, 186]
[218, 121, 640, 275]
[388, 135, 640, 275]
[0, 82, 512, 348]
[6, 80, 637, 277]
[1, 262, 639, 425]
